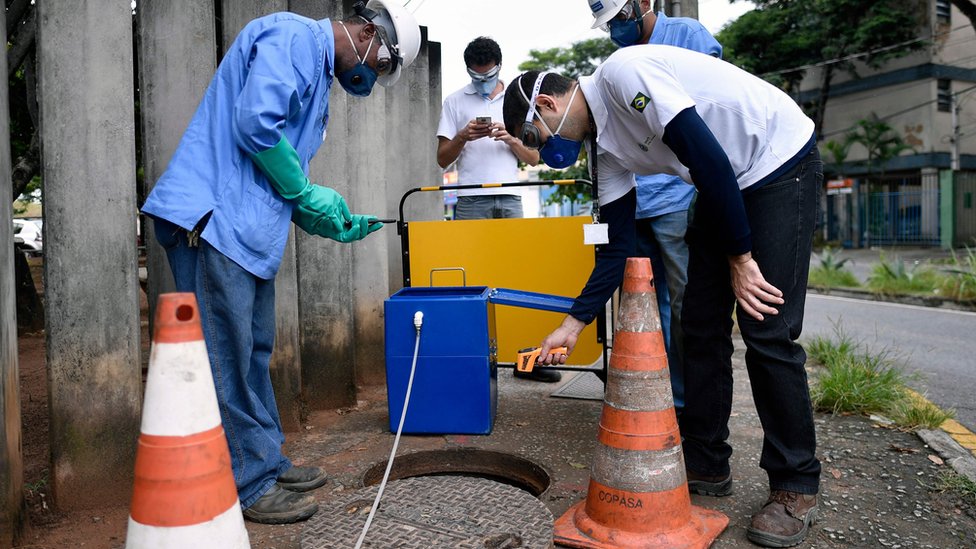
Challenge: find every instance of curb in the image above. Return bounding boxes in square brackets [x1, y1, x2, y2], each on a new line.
[905, 390, 976, 486]
[808, 285, 976, 313]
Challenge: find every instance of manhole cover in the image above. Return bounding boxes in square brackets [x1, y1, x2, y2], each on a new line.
[302, 476, 554, 548]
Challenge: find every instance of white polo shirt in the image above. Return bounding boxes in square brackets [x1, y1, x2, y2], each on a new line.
[437, 82, 522, 197]
[579, 44, 814, 202]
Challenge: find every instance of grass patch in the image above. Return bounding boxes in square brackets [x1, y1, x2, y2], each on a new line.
[809, 266, 860, 288]
[867, 254, 940, 296]
[806, 324, 951, 430]
[888, 392, 955, 430]
[938, 246, 976, 301]
[810, 247, 861, 288]
[935, 470, 976, 507]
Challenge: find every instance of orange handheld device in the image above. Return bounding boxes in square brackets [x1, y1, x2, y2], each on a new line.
[516, 346, 568, 373]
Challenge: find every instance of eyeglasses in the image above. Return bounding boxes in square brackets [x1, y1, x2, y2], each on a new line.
[599, 0, 637, 31]
[466, 65, 501, 83]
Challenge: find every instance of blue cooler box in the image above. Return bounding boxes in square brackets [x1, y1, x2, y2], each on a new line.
[384, 286, 497, 434]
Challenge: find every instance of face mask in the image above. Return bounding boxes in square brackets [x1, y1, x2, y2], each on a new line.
[538, 85, 583, 169]
[467, 65, 501, 98]
[608, 17, 643, 47]
[472, 76, 499, 97]
[337, 22, 379, 97]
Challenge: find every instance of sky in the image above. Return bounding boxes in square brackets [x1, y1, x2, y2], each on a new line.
[406, 0, 756, 101]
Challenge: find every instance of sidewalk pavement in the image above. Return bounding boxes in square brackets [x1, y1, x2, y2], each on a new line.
[245, 332, 976, 548]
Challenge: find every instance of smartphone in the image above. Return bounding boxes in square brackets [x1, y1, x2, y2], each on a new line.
[475, 116, 492, 125]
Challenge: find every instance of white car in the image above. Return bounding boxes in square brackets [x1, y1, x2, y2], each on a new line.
[13, 219, 43, 256]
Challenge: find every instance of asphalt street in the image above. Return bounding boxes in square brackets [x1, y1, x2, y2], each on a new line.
[803, 293, 976, 432]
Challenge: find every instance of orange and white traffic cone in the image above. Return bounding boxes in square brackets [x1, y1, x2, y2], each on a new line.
[553, 258, 728, 548]
[125, 293, 249, 548]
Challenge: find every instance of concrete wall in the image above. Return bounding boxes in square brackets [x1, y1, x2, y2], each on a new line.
[37, 1, 142, 509]
[0, 5, 25, 544]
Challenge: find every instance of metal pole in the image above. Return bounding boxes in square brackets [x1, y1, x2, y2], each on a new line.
[951, 93, 960, 172]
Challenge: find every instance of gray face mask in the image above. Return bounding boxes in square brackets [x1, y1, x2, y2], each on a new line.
[468, 65, 501, 97]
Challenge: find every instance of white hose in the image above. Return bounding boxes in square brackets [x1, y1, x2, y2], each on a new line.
[354, 311, 424, 549]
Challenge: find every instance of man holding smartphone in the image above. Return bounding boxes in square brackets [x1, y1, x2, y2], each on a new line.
[435, 36, 555, 382]
[436, 37, 540, 221]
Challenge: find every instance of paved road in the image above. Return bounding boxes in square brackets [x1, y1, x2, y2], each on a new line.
[803, 294, 976, 432]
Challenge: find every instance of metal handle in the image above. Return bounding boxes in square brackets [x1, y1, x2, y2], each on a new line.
[429, 267, 466, 287]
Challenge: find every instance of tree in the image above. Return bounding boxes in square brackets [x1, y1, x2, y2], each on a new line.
[949, 0, 976, 34]
[518, 38, 616, 212]
[845, 113, 914, 187]
[717, 0, 925, 137]
[518, 38, 617, 80]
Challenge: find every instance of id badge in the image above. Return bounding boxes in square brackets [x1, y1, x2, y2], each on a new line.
[583, 223, 609, 245]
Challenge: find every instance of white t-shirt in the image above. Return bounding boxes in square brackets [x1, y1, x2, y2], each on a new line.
[437, 82, 522, 197]
[579, 44, 814, 202]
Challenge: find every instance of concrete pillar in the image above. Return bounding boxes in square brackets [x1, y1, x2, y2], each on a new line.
[220, 0, 303, 431]
[921, 167, 939, 241]
[292, 0, 360, 409]
[37, 1, 141, 509]
[0, 6, 25, 543]
[137, 0, 216, 332]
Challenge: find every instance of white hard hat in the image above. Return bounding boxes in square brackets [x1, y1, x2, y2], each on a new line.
[365, 0, 422, 87]
[588, 0, 631, 29]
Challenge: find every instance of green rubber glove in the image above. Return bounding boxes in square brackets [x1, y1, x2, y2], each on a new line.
[291, 191, 382, 242]
[251, 137, 359, 240]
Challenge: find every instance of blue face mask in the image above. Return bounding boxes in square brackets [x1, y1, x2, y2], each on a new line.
[608, 16, 643, 47]
[337, 23, 379, 97]
[472, 76, 499, 97]
[540, 135, 584, 169]
[538, 85, 583, 169]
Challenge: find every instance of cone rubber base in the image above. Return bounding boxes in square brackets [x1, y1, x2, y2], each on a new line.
[553, 500, 729, 548]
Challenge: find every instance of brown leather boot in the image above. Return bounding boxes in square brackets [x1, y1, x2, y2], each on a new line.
[747, 490, 818, 547]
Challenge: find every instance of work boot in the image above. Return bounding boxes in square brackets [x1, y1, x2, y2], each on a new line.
[513, 368, 562, 383]
[277, 465, 329, 492]
[686, 470, 733, 496]
[746, 490, 819, 548]
[243, 484, 318, 525]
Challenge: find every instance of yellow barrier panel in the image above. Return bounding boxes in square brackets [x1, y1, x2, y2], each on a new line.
[407, 216, 602, 366]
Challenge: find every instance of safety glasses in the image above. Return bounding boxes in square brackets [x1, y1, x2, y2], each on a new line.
[599, 0, 638, 31]
[466, 65, 501, 83]
[373, 25, 400, 77]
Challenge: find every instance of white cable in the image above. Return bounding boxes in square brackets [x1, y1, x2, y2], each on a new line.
[354, 311, 424, 549]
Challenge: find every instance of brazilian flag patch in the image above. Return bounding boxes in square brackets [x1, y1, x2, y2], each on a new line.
[630, 93, 650, 113]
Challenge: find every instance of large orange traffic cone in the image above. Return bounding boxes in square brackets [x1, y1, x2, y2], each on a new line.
[553, 258, 728, 548]
[125, 293, 249, 548]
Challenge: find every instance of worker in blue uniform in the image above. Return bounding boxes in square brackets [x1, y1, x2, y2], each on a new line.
[142, 0, 422, 524]
[585, 0, 723, 416]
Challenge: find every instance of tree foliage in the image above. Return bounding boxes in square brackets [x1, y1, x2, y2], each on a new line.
[518, 37, 617, 80]
[717, 0, 926, 136]
[844, 113, 914, 181]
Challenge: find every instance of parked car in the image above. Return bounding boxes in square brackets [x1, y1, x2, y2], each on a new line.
[13, 218, 43, 256]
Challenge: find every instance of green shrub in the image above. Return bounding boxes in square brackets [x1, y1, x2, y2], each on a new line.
[939, 246, 976, 301]
[809, 247, 860, 288]
[867, 254, 939, 295]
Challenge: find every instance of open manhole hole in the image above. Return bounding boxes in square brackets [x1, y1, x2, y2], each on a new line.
[360, 447, 551, 497]
[302, 449, 555, 548]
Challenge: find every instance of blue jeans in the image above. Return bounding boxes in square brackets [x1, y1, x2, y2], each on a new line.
[679, 148, 823, 495]
[635, 209, 690, 412]
[153, 217, 290, 508]
[454, 195, 523, 219]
